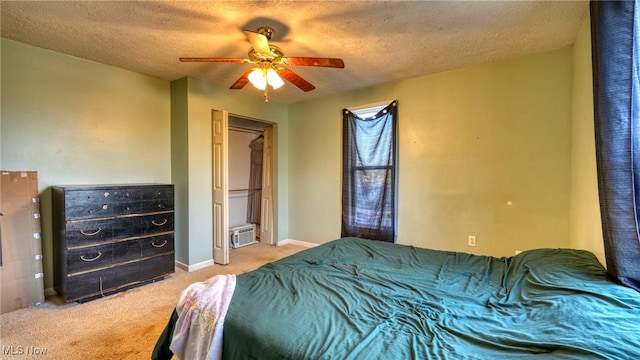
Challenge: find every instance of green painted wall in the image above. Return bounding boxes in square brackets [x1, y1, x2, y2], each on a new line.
[1, 39, 172, 290]
[170, 78, 190, 265]
[569, 19, 604, 263]
[288, 48, 574, 257]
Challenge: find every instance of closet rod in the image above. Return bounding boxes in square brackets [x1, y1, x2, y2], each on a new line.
[229, 125, 264, 135]
[230, 188, 261, 193]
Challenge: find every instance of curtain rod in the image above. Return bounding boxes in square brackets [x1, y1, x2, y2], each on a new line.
[346, 99, 396, 112]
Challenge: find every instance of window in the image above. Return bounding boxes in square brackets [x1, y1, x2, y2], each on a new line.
[342, 100, 398, 242]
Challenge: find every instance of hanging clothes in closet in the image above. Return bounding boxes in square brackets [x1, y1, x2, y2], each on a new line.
[247, 134, 263, 225]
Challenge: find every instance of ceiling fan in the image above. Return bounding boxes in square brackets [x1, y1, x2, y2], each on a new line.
[179, 26, 345, 101]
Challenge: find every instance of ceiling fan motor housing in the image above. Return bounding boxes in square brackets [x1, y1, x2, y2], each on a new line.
[248, 45, 284, 62]
[257, 26, 274, 40]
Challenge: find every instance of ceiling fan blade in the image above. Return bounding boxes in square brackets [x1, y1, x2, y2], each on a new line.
[179, 57, 249, 63]
[283, 57, 345, 68]
[276, 68, 316, 92]
[229, 69, 253, 90]
[243, 30, 273, 58]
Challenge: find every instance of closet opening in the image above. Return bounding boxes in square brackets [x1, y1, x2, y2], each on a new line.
[228, 115, 274, 251]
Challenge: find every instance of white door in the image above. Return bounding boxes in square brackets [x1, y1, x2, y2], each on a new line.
[212, 110, 229, 264]
[260, 127, 274, 245]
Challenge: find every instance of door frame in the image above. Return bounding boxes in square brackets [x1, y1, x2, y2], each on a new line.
[212, 110, 276, 265]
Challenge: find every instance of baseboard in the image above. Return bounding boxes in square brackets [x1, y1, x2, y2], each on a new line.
[277, 239, 320, 248]
[174, 241, 316, 271]
[175, 259, 215, 272]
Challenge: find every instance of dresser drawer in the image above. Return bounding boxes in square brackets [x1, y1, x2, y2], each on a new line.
[138, 186, 174, 201]
[138, 213, 174, 234]
[139, 199, 174, 213]
[141, 254, 175, 279]
[65, 198, 137, 220]
[65, 261, 141, 301]
[67, 217, 148, 248]
[141, 234, 174, 258]
[65, 255, 173, 301]
[65, 219, 114, 247]
[65, 189, 114, 205]
[65, 197, 173, 220]
[66, 188, 139, 204]
[66, 240, 142, 274]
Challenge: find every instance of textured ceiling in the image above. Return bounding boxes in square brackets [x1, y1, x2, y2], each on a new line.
[0, 1, 589, 104]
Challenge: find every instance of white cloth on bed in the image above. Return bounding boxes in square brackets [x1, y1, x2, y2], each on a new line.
[170, 274, 237, 360]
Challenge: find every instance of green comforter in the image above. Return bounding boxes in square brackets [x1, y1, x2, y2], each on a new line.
[221, 237, 640, 359]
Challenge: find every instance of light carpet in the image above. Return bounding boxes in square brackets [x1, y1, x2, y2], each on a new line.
[0, 243, 306, 359]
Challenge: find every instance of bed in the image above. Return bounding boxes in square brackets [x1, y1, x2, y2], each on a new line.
[153, 237, 640, 359]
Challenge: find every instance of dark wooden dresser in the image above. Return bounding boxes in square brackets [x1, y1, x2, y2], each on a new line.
[52, 184, 175, 302]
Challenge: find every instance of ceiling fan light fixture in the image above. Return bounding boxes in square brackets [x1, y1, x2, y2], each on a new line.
[248, 68, 267, 90]
[248, 66, 285, 91]
[266, 68, 284, 89]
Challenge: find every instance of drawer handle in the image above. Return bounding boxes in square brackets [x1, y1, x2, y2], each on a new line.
[80, 252, 102, 262]
[80, 228, 102, 236]
[152, 219, 168, 226]
[152, 240, 168, 248]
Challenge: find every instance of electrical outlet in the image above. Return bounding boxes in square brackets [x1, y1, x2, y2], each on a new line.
[468, 235, 477, 247]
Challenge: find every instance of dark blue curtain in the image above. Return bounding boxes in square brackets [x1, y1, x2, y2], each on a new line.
[591, 0, 640, 291]
[342, 101, 397, 242]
